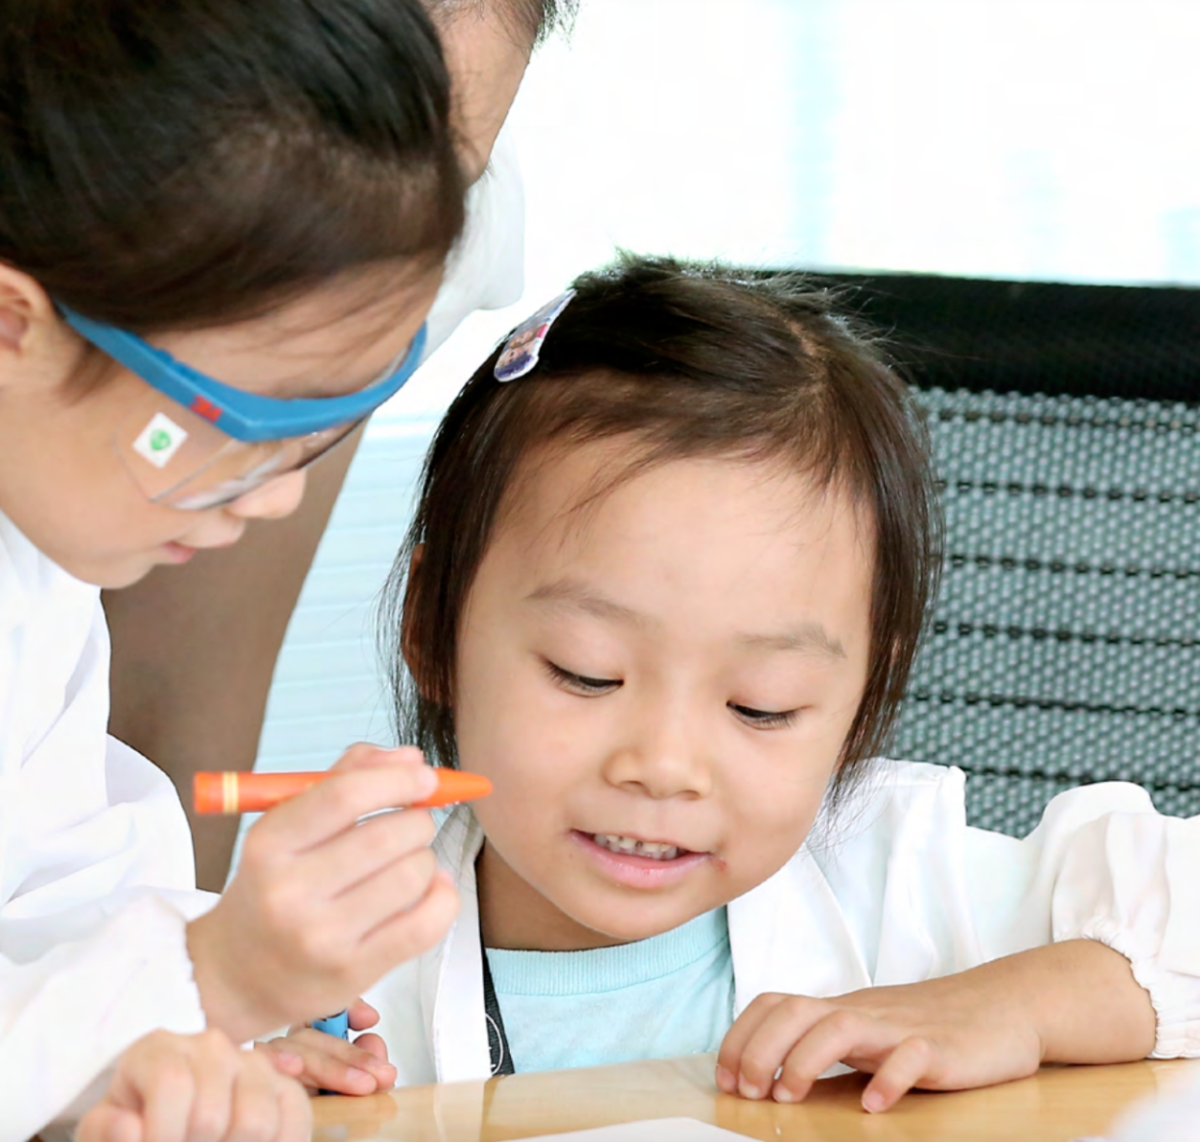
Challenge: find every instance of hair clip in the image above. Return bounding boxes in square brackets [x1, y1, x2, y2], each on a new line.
[494, 290, 576, 382]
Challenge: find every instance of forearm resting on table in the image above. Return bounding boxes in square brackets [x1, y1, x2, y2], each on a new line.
[105, 429, 363, 891]
[967, 938, 1156, 1064]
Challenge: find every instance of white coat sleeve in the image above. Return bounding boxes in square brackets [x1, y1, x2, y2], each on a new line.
[0, 527, 216, 1142]
[0, 737, 217, 1142]
[962, 779, 1200, 1059]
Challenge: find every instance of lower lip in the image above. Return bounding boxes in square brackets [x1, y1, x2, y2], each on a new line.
[162, 542, 197, 564]
[571, 830, 710, 889]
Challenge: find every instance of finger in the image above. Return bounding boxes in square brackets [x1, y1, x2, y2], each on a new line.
[263, 1030, 393, 1094]
[715, 993, 790, 1092]
[246, 751, 437, 855]
[359, 866, 460, 974]
[275, 1075, 314, 1142]
[291, 1026, 395, 1084]
[348, 998, 381, 1031]
[186, 1042, 238, 1142]
[861, 1036, 938, 1113]
[300, 808, 437, 899]
[258, 1047, 304, 1078]
[773, 1011, 903, 1104]
[722, 995, 830, 1100]
[76, 1105, 143, 1142]
[335, 744, 427, 773]
[138, 1054, 197, 1142]
[228, 1053, 283, 1142]
[332, 846, 440, 939]
[351, 1032, 390, 1065]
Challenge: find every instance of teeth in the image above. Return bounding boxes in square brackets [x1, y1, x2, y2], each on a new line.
[592, 834, 682, 860]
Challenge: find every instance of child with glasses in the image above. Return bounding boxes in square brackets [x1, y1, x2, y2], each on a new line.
[275, 255, 1200, 1110]
[0, 3, 469, 1138]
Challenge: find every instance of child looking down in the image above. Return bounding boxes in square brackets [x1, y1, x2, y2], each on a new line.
[277, 255, 1199, 1110]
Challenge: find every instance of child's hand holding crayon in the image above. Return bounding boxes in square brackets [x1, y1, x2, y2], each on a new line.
[75, 1029, 310, 1142]
[185, 745, 462, 1044]
[257, 998, 396, 1095]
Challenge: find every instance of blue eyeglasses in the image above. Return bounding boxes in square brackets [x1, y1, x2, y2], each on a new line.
[61, 306, 427, 510]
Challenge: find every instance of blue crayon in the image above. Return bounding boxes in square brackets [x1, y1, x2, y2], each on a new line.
[312, 1009, 350, 1095]
[312, 1009, 350, 1040]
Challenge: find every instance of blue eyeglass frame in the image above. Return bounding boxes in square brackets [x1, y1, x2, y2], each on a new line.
[60, 306, 428, 443]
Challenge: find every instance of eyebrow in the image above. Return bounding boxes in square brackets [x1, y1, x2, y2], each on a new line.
[525, 579, 847, 659]
[526, 580, 648, 627]
[737, 624, 846, 660]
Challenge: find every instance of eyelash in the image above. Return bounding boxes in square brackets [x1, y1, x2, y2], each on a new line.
[545, 661, 800, 729]
[728, 704, 799, 730]
[544, 661, 622, 695]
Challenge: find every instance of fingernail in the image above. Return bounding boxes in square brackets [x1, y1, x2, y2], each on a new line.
[739, 1079, 761, 1100]
[346, 1067, 374, 1087]
[773, 1085, 795, 1104]
[414, 766, 438, 792]
[714, 1065, 734, 1092]
[862, 1090, 886, 1114]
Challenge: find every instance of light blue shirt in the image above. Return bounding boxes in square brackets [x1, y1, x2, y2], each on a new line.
[485, 907, 735, 1074]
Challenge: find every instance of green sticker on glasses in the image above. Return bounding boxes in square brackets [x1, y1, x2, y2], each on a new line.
[133, 413, 189, 469]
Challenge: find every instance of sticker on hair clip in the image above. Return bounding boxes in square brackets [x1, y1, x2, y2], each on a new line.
[494, 290, 576, 382]
[132, 412, 189, 469]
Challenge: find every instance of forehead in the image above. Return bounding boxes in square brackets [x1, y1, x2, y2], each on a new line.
[149, 265, 442, 400]
[485, 440, 874, 648]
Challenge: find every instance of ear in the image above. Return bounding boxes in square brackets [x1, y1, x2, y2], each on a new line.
[400, 543, 433, 698]
[0, 263, 66, 392]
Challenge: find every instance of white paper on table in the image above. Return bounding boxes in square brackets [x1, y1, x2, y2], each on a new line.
[522, 1120, 748, 1142]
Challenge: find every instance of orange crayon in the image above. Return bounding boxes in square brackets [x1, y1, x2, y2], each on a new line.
[194, 768, 492, 815]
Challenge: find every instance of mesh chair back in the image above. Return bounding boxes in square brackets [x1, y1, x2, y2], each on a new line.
[823, 273, 1200, 836]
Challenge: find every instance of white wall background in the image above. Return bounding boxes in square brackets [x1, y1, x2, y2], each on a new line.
[395, 0, 1200, 418]
[248, 0, 1200, 834]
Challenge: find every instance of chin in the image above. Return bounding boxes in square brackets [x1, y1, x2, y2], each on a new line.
[78, 557, 156, 590]
[571, 899, 705, 945]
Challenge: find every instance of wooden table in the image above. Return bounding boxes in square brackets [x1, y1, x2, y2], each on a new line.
[312, 1054, 1200, 1142]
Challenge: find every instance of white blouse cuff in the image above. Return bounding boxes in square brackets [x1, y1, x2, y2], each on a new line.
[1081, 918, 1200, 1059]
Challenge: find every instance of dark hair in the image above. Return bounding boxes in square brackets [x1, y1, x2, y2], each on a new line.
[0, 0, 465, 332]
[428, 0, 577, 44]
[382, 255, 941, 805]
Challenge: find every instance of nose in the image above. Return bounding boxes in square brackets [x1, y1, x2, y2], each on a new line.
[601, 696, 713, 801]
[225, 469, 308, 521]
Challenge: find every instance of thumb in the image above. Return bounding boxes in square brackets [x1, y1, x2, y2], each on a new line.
[348, 998, 381, 1031]
[334, 744, 426, 773]
[76, 1105, 144, 1142]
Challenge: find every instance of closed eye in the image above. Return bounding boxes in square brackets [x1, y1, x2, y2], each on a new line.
[729, 703, 799, 730]
[544, 660, 622, 696]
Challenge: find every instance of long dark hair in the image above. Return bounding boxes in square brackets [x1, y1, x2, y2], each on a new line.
[0, 0, 464, 332]
[382, 255, 942, 805]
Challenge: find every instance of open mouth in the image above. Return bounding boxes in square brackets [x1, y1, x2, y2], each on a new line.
[573, 830, 710, 888]
[585, 833, 692, 862]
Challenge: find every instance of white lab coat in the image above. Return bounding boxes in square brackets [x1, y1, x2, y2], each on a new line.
[367, 760, 1200, 1087]
[0, 129, 526, 1139]
[0, 511, 213, 1142]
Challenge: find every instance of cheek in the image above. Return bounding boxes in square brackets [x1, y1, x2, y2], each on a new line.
[717, 749, 835, 885]
[30, 462, 168, 577]
[453, 640, 572, 786]
[453, 650, 599, 849]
